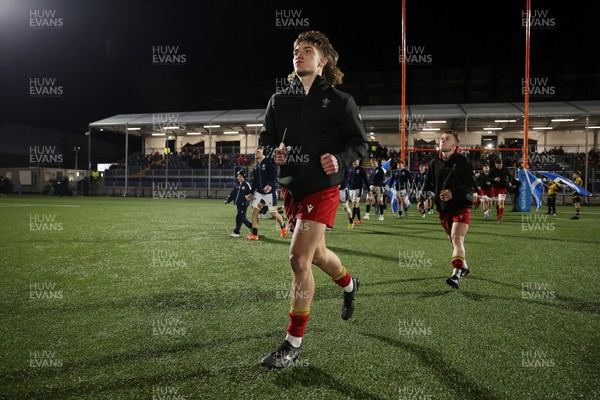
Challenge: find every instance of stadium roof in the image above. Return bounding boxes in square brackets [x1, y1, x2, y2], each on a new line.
[89, 100, 600, 139]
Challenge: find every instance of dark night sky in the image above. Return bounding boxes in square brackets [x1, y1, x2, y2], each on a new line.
[0, 0, 598, 134]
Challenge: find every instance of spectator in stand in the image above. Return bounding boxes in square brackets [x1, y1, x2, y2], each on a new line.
[382, 146, 389, 160]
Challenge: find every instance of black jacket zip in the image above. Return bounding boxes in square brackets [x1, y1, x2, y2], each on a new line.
[259, 75, 369, 201]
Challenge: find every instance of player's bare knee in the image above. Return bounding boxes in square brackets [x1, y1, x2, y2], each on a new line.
[289, 252, 311, 275]
[451, 235, 465, 248]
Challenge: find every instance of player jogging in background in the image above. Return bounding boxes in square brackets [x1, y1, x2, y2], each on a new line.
[347, 158, 370, 226]
[339, 164, 353, 228]
[369, 158, 386, 220]
[423, 131, 477, 290]
[478, 164, 493, 219]
[571, 170, 583, 220]
[389, 161, 412, 218]
[258, 30, 369, 368]
[245, 147, 287, 240]
[364, 189, 375, 220]
[489, 158, 510, 223]
[397, 188, 412, 218]
[413, 164, 428, 218]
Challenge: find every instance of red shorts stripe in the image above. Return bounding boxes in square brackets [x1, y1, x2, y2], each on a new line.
[283, 186, 339, 230]
[438, 207, 471, 235]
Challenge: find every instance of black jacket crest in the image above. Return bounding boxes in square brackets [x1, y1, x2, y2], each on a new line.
[423, 151, 477, 212]
[259, 75, 369, 200]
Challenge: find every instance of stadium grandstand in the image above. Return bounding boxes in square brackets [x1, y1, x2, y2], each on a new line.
[85, 101, 600, 200]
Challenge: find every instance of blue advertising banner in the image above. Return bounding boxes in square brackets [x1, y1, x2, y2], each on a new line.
[518, 169, 531, 212]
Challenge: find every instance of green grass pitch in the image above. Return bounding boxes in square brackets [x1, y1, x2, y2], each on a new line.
[1, 195, 599, 399]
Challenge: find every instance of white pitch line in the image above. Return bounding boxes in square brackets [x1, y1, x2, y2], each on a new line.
[0, 203, 81, 208]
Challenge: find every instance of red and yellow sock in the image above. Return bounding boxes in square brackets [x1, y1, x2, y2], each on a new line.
[333, 266, 351, 288]
[452, 255, 465, 270]
[287, 308, 309, 338]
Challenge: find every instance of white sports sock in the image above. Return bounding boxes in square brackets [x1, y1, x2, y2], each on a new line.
[343, 279, 354, 293]
[285, 333, 302, 348]
[452, 268, 461, 278]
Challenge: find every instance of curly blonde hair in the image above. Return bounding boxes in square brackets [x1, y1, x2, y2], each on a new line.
[288, 31, 344, 87]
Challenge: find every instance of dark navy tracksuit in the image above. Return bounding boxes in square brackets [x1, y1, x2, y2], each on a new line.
[226, 179, 253, 234]
[389, 168, 412, 191]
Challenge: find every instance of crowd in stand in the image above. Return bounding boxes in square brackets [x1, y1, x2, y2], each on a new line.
[369, 142, 600, 173]
[110, 150, 255, 170]
[109, 146, 599, 175]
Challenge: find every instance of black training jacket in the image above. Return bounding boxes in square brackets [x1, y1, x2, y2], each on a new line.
[477, 172, 493, 191]
[259, 75, 369, 201]
[489, 166, 510, 189]
[423, 151, 477, 212]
